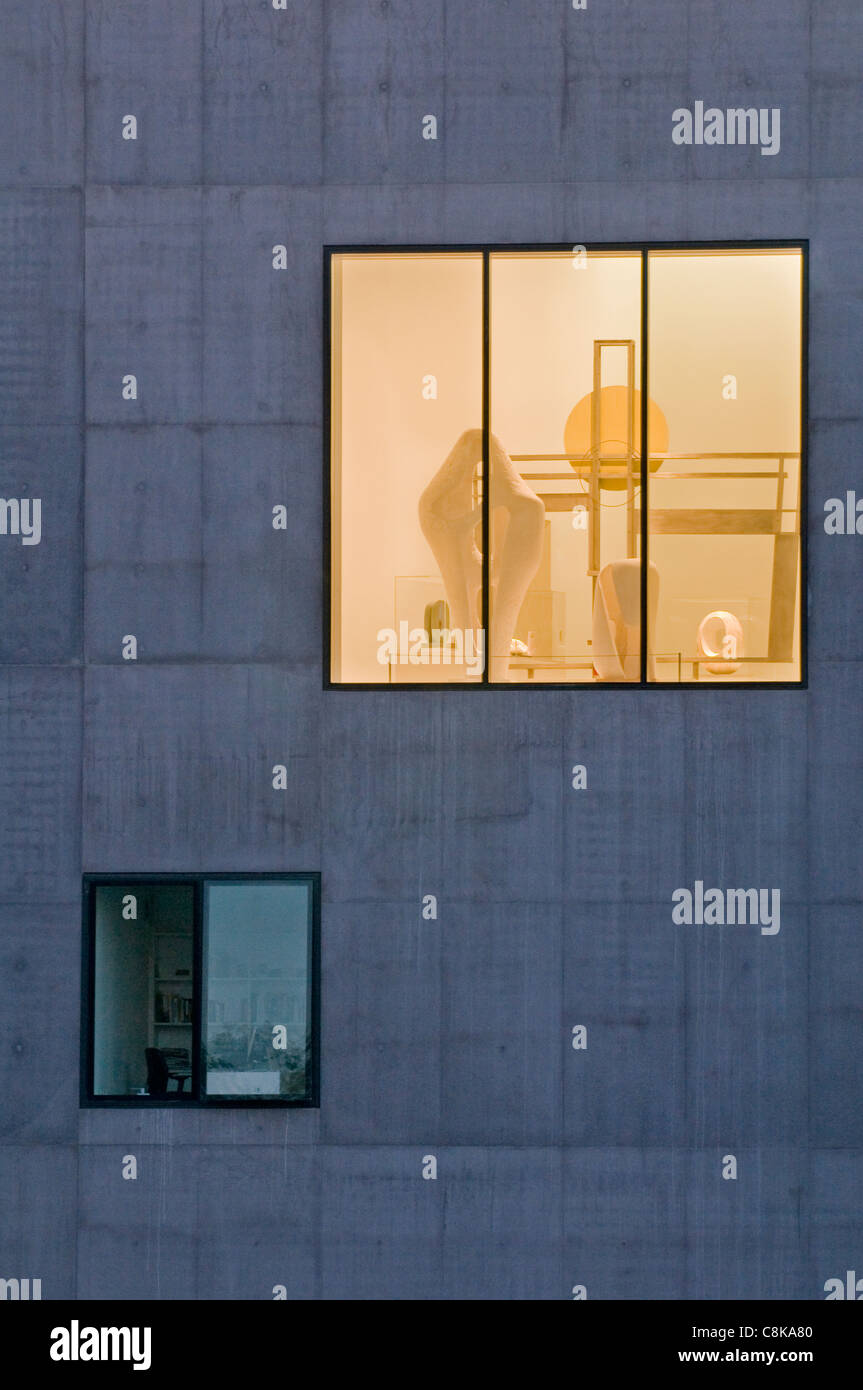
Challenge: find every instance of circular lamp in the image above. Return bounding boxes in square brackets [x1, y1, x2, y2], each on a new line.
[697, 610, 744, 675]
[564, 386, 668, 491]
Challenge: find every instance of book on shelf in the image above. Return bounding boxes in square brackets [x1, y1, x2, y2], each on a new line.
[155, 991, 192, 1024]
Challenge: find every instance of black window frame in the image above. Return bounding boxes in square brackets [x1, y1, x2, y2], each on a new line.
[324, 239, 808, 691]
[81, 872, 321, 1109]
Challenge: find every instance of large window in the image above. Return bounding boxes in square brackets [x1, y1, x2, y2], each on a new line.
[327, 244, 805, 686]
[82, 875, 319, 1106]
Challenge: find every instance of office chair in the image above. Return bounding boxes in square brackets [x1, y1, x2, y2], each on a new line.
[145, 1047, 189, 1096]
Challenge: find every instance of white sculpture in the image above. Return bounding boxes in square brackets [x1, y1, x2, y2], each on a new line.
[592, 559, 659, 681]
[418, 429, 545, 681]
[697, 610, 743, 674]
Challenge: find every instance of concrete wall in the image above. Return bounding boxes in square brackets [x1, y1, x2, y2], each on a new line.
[1, 0, 861, 1299]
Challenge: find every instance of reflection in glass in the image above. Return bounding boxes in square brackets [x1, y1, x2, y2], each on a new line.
[647, 250, 802, 682]
[203, 881, 314, 1100]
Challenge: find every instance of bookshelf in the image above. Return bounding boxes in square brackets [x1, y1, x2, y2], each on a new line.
[148, 929, 193, 1067]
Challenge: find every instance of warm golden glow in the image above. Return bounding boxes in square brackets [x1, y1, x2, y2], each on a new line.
[647, 249, 802, 682]
[564, 386, 668, 491]
[329, 247, 803, 685]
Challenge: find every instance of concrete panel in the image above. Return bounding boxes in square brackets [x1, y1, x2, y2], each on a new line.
[807, 180, 863, 298]
[0, 904, 80, 1145]
[85, 0, 202, 185]
[439, 903, 562, 1146]
[811, 1150, 863, 1297]
[195, 1146, 319, 1300]
[323, 184, 451, 245]
[562, 177, 808, 248]
[812, 1, 863, 79]
[810, 907, 863, 1147]
[79, 1104, 321, 1148]
[77, 1143, 199, 1299]
[681, 903, 808, 1148]
[563, 1148, 686, 1300]
[807, 420, 863, 664]
[0, 669, 82, 902]
[439, 697, 566, 907]
[195, 664, 320, 865]
[563, 903, 686, 1148]
[322, 694, 564, 908]
[319, 902, 442, 1146]
[439, 1148, 562, 1299]
[811, 80, 863, 180]
[204, 0, 323, 185]
[563, 78, 692, 184]
[85, 189, 202, 424]
[321, 692, 446, 904]
[441, 183, 567, 245]
[0, 0, 84, 186]
[85, 423, 320, 663]
[688, 0, 810, 77]
[563, 178, 690, 244]
[82, 664, 320, 869]
[680, 178, 809, 241]
[682, 1147, 808, 1300]
[324, 0, 445, 185]
[201, 425, 322, 664]
[810, 290, 863, 423]
[0, 191, 82, 427]
[319, 1146, 441, 1299]
[562, 0, 690, 83]
[0, 427, 82, 665]
[680, 79, 809, 181]
[808, 662, 863, 902]
[682, 693, 808, 903]
[85, 426, 203, 661]
[0, 1146, 77, 1299]
[202, 187, 322, 423]
[562, 692, 687, 906]
[444, 1, 564, 185]
[323, 182, 568, 256]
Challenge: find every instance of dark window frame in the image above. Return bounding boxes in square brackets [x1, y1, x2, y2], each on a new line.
[80, 872, 321, 1109]
[323, 240, 808, 691]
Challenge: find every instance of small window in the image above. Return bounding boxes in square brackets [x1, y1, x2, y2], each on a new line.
[82, 874, 319, 1107]
[326, 243, 805, 686]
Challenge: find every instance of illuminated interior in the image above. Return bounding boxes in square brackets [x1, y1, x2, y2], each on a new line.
[329, 246, 803, 685]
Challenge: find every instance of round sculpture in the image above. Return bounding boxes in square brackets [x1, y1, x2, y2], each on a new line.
[563, 386, 669, 491]
[697, 610, 744, 675]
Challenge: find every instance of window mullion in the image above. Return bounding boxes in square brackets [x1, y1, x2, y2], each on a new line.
[192, 878, 204, 1103]
[640, 248, 649, 686]
[482, 249, 490, 685]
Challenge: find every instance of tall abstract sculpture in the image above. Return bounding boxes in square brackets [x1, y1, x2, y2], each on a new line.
[418, 429, 545, 681]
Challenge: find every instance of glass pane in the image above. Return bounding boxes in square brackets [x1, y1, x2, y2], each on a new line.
[203, 881, 314, 1100]
[647, 249, 802, 682]
[93, 884, 194, 1098]
[489, 250, 643, 682]
[330, 252, 484, 683]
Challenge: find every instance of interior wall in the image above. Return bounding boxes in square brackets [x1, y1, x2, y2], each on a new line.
[648, 252, 802, 676]
[93, 889, 151, 1096]
[335, 254, 483, 682]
